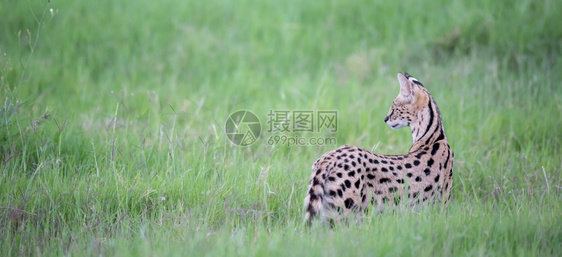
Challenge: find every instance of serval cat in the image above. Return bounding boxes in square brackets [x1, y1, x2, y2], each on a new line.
[304, 72, 453, 225]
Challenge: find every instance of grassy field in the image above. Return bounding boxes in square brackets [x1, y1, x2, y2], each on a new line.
[1, 0, 561, 256]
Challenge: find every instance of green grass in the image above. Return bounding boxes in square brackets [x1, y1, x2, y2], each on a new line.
[1, 0, 561, 256]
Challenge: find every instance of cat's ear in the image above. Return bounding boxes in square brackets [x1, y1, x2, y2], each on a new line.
[397, 72, 414, 98]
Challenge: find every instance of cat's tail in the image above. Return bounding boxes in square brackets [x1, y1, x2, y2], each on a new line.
[304, 162, 326, 224]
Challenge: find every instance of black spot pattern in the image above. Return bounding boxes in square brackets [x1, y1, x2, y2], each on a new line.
[427, 158, 434, 167]
[313, 178, 320, 185]
[431, 143, 440, 155]
[344, 198, 355, 209]
[310, 193, 318, 201]
[415, 152, 426, 159]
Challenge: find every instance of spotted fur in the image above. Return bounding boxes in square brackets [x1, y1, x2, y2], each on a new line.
[304, 72, 453, 224]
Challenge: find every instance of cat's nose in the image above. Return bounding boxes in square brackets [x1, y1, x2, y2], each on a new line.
[384, 116, 389, 122]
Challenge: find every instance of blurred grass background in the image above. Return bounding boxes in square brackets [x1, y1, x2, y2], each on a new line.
[1, 0, 561, 256]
